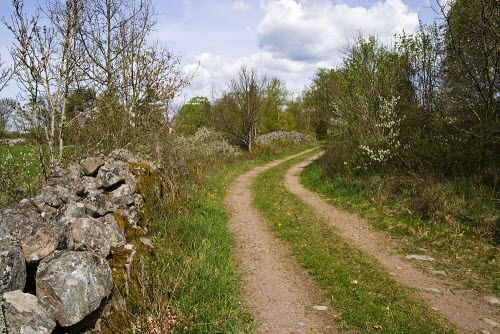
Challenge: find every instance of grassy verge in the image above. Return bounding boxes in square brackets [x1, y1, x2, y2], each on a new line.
[103, 142, 316, 333]
[302, 161, 499, 295]
[253, 152, 456, 334]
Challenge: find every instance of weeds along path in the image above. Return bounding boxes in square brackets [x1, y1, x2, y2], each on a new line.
[225, 148, 338, 334]
[285, 153, 499, 334]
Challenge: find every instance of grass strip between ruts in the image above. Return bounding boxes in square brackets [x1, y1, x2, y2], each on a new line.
[252, 152, 456, 334]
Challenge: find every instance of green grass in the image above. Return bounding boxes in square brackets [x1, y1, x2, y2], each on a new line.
[0, 144, 42, 207]
[302, 161, 500, 295]
[252, 152, 456, 334]
[104, 143, 317, 333]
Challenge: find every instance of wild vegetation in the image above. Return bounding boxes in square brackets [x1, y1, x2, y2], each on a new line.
[301, 0, 499, 244]
[0, 0, 498, 332]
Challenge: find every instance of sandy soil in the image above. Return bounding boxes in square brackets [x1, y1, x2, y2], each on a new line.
[225, 149, 338, 334]
[285, 153, 499, 334]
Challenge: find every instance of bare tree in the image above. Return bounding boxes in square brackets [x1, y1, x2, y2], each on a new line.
[0, 54, 14, 93]
[78, 0, 154, 94]
[210, 66, 267, 152]
[4, 0, 83, 172]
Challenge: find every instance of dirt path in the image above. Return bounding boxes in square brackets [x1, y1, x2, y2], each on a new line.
[225, 149, 338, 334]
[285, 153, 499, 334]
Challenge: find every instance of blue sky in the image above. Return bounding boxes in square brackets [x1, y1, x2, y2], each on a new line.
[0, 0, 442, 101]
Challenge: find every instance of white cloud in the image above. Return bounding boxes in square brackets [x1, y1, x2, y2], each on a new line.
[257, 0, 419, 62]
[181, 0, 420, 100]
[232, 0, 252, 12]
[183, 51, 322, 98]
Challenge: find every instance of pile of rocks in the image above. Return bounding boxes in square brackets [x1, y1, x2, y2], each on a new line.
[254, 131, 311, 146]
[0, 149, 153, 333]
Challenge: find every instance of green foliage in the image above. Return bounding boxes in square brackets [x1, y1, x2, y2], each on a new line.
[260, 78, 295, 133]
[305, 1, 499, 183]
[175, 96, 210, 135]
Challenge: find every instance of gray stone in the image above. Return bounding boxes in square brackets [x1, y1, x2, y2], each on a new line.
[420, 287, 441, 294]
[405, 254, 435, 262]
[483, 318, 499, 328]
[62, 201, 87, 220]
[109, 184, 136, 206]
[36, 251, 113, 327]
[66, 218, 112, 257]
[312, 305, 328, 311]
[483, 295, 500, 305]
[427, 269, 446, 276]
[3, 290, 55, 334]
[84, 193, 113, 217]
[100, 214, 126, 248]
[48, 164, 83, 185]
[81, 157, 105, 176]
[139, 237, 154, 250]
[0, 235, 26, 294]
[109, 149, 135, 162]
[0, 204, 66, 264]
[97, 161, 134, 190]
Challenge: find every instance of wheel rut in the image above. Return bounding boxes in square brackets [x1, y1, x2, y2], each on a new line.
[225, 149, 338, 334]
[284, 153, 499, 334]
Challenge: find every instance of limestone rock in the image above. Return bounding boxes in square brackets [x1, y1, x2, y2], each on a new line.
[420, 287, 441, 294]
[0, 204, 66, 264]
[427, 269, 446, 276]
[81, 157, 105, 176]
[405, 254, 435, 262]
[66, 217, 112, 257]
[0, 235, 26, 294]
[3, 290, 55, 334]
[62, 202, 87, 220]
[109, 149, 135, 162]
[100, 214, 126, 248]
[139, 237, 154, 250]
[109, 183, 136, 206]
[36, 251, 113, 327]
[97, 161, 134, 190]
[48, 164, 84, 185]
[312, 305, 328, 311]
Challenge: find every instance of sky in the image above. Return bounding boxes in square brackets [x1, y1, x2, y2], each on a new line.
[0, 0, 444, 102]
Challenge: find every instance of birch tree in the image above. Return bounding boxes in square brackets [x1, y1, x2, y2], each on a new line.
[4, 0, 83, 172]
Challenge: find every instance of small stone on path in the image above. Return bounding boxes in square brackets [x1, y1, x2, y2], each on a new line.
[312, 305, 328, 311]
[420, 287, 441, 294]
[480, 330, 490, 334]
[483, 295, 500, 305]
[405, 254, 435, 261]
[427, 269, 446, 276]
[483, 318, 499, 328]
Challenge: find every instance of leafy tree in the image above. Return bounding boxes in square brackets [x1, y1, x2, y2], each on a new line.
[175, 96, 210, 135]
[441, 0, 499, 173]
[260, 78, 294, 133]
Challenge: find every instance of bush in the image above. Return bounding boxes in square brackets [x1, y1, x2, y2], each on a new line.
[153, 128, 241, 207]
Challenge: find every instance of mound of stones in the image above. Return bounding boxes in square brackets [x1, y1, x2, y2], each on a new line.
[0, 149, 153, 333]
[254, 131, 311, 146]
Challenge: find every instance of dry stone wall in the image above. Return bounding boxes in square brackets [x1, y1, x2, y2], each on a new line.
[0, 149, 154, 333]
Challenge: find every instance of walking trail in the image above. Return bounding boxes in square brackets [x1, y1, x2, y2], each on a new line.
[285, 153, 499, 334]
[225, 149, 338, 334]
